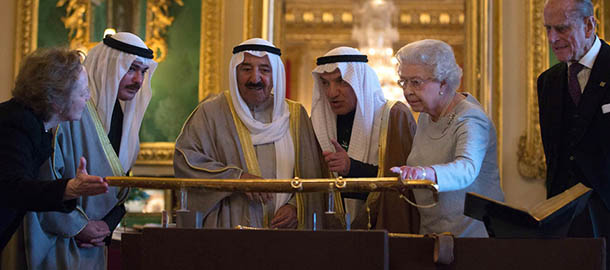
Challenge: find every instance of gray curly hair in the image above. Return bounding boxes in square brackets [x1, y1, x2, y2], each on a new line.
[395, 39, 462, 93]
[12, 47, 84, 121]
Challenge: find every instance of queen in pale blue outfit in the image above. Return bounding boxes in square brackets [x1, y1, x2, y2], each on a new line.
[392, 39, 504, 237]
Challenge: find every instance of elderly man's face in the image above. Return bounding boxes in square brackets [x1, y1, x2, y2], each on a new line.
[544, 0, 595, 63]
[319, 69, 357, 115]
[236, 53, 274, 108]
[118, 60, 149, 101]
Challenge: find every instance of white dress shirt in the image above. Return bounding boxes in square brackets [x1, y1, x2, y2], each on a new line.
[568, 36, 601, 93]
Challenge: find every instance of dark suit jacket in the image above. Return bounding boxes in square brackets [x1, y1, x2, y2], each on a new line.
[0, 99, 76, 250]
[537, 39, 610, 210]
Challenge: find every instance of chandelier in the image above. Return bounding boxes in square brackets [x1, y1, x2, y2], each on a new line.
[353, 0, 405, 103]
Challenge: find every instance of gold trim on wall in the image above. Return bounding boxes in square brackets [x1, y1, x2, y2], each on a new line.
[56, 0, 180, 62]
[464, 0, 480, 102]
[198, 0, 224, 101]
[56, 0, 92, 51]
[243, 0, 280, 45]
[517, 0, 547, 180]
[136, 142, 175, 165]
[14, 0, 39, 76]
[273, 0, 284, 49]
[593, 0, 604, 39]
[145, 0, 184, 62]
[492, 0, 503, 180]
[465, 0, 503, 179]
[243, 0, 255, 40]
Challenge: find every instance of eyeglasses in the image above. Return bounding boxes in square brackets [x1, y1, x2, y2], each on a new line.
[397, 77, 436, 89]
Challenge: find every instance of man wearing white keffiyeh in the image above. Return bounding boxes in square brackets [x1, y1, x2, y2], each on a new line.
[310, 47, 419, 232]
[24, 32, 157, 269]
[174, 38, 324, 229]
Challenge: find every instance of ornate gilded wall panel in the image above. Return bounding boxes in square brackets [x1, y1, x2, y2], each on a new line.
[146, 0, 184, 62]
[136, 142, 175, 165]
[283, 1, 464, 45]
[492, 0, 502, 177]
[517, 0, 547, 180]
[55, 0, 181, 62]
[139, 0, 199, 142]
[465, 0, 503, 177]
[56, 0, 91, 51]
[199, 0, 224, 100]
[272, 0, 285, 49]
[14, 0, 38, 75]
[600, 2, 610, 39]
[592, 0, 605, 39]
[243, 0, 258, 40]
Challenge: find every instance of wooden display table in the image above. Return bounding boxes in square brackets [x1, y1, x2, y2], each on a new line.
[389, 237, 605, 270]
[121, 228, 605, 270]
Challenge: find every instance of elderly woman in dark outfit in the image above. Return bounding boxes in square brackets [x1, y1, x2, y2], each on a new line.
[0, 48, 109, 250]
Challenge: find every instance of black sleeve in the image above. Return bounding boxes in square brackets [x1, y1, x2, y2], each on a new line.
[347, 158, 378, 178]
[0, 120, 75, 212]
[102, 204, 127, 246]
[342, 158, 378, 200]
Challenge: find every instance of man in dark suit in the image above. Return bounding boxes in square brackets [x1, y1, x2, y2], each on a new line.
[538, 0, 610, 266]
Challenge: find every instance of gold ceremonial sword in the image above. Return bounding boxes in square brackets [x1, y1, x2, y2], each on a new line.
[105, 176, 438, 196]
[106, 176, 440, 218]
[105, 176, 440, 210]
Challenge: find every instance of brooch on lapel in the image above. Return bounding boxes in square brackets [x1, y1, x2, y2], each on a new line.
[600, 81, 606, 87]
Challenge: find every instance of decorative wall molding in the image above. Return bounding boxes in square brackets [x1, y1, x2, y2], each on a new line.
[199, 0, 223, 101]
[283, 3, 464, 44]
[517, 0, 547, 180]
[492, 0, 503, 178]
[284, 3, 464, 27]
[56, 0, 91, 51]
[136, 142, 175, 165]
[14, 0, 39, 75]
[243, 0, 256, 40]
[56, 0, 181, 62]
[593, 0, 605, 39]
[145, 0, 184, 62]
[272, 0, 284, 49]
[464, 0, 503, 177]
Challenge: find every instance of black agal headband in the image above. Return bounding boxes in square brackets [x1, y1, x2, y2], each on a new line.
[232, 44, 281, 56]
[103, 36, 154, 59]
[316, 55, 368, 66]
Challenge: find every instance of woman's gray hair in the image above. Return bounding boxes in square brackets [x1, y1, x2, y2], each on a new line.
[395, 39, 463, 93]
[12, 47, 84, 121]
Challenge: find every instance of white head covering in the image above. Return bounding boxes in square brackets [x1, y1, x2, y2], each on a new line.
[229, 38, 294, 212]
[84, 32, 158, 173]
[311, 47, 387, 164]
